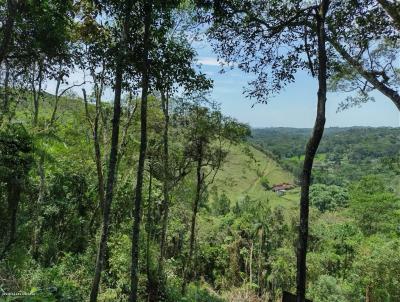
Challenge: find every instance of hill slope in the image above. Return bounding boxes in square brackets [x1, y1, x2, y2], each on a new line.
[211, 143, 299, 208]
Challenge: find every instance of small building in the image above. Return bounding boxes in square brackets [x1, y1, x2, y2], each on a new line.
[271, 183, 295, 195]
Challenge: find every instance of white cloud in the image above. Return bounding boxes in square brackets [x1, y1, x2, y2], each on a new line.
[197, 56, 224, 66]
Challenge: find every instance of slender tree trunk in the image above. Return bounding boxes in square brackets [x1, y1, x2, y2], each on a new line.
[32, 154, 45, 259]
[257, 227, 264, 297]
[182, 146, 203, 294]
[50, 76, 62, 127]
[0, 178, 20, 259]
[83, 88, 106, 215]
[32, 63, 43, 127]
[90, 0, 136, 299]
[117, 92, 137, 170]
[157, 92, 170, 275]
[152, 92, 171, 301]
[129, 1, 152, 301]
[93, 102, 105, 214]
[296, 2, 329, 301]
[146, 166, 153, 293]
[249, 240, 253, 287]
[7, 179, 19, 246]
[2, 61, 10, 120]
[0, 0, 16, 64]
[366, 285, 372, 302]
[89, 62, 123, 302]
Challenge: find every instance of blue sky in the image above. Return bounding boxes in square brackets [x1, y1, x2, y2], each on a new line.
[195, 45, 400, 128]
[46, 42, 399, 128]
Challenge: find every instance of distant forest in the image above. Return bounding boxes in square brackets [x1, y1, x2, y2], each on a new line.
[251, 127, 400, 160]
[251, 127, 400, 186]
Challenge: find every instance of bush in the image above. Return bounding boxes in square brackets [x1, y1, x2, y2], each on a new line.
[260, 177, 270, 190]
[309, 275, 346, 302]
[310, 184, 349, 212]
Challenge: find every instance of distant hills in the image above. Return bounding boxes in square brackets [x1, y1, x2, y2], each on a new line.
[250, 126, 400, 159]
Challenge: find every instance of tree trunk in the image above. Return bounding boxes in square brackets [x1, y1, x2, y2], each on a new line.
[83, 88, 106, 215]
[2, 61, 10, 120]
[149, 91, 171, 301]
[117, 92, 137, 169]
[182, 145, 203, 294]
[1, 178, 20, 259]
[7, 179, 19, 246]
[249, 240, 253, 288]
[257, 227, 264, 297]
[83, 87, 105, 236]
[90, 0, 137, 299]
[0, 0, 16, 64]
[89, 62, 123, 302]
[129, 1, 152, 301]
[32, 63, 43, 127]
[365, 285, 372, 302]
[32, 154, 45, 259]
[296, 1, 329, 302]
[146, 166, 155, 301]
[49, 76, 62, 127]
[157, 91, 170, 280]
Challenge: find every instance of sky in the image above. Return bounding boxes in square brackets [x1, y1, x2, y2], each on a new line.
[46, 42, 400, 129]
[195, 44, 400, 128]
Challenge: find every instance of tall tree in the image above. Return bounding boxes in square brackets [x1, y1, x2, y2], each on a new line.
[89, 0, 136, 300]
[129, 0, 152, 300]
[152, 36, 212, 297]
[0, 124, 33, 259]
[176, 101, 250, 293]
[128, 1, 209, 300]
[297, 2, 329, 301]
[0, 0, 17, 64]
[201, 0, 332, 300]
[11, 0, 75, 126]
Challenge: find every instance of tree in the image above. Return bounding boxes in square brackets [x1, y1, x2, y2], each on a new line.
[0, 123, 33, 259]
[16, 0, 74, 126]
[151, 34, 212, 299]
[89, 0, 137, 300]
[310, 184, 349, 212]
[128, 1, 214, 300]
[350, 237, 400, 301]
[201, 0, 331, 300]
[129, 0, 152, 300]
[0, 0, 17, 64]
[177, 100, 250, 293]
[349, 175, 400, 236]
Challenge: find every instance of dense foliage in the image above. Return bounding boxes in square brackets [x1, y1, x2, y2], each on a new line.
[251, 127, 400, 186]
[0, 0, 399, 301]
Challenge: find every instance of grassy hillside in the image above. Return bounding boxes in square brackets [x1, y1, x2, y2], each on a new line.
[24, 94, 300, 209]
[211, 143, 299, 208]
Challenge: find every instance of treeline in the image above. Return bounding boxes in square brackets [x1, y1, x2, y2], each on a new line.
[251, 127, 400, 162]
[251, 127, 400, 186]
